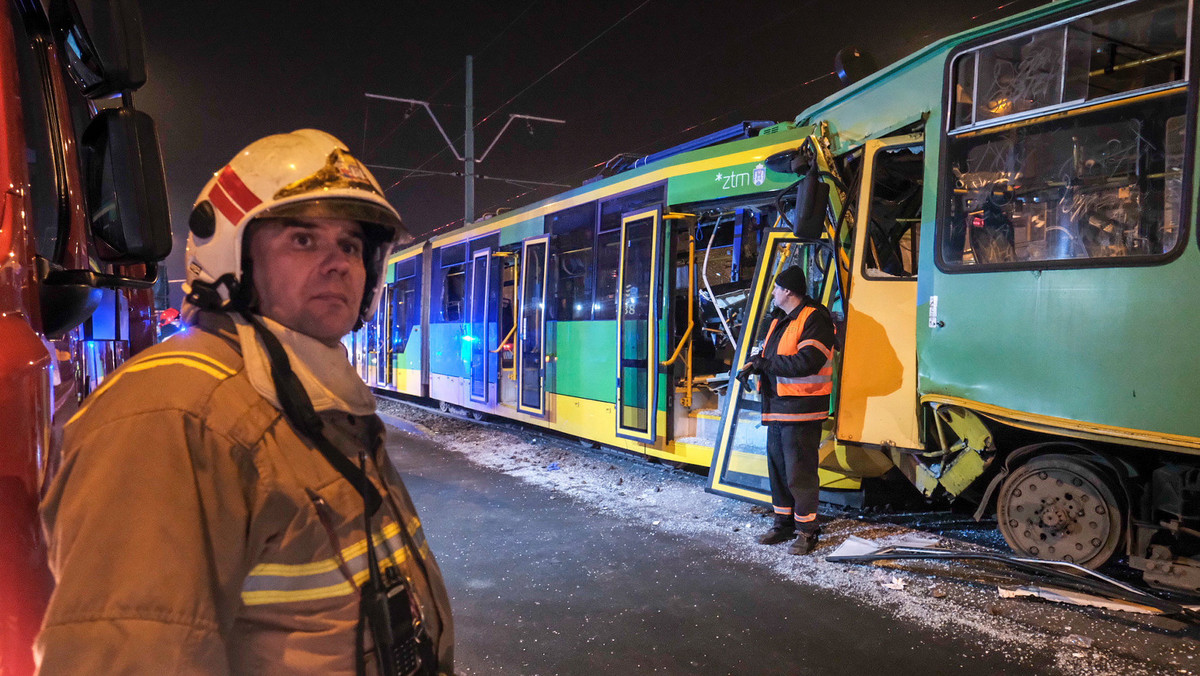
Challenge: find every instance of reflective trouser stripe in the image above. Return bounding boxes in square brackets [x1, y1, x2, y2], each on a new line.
[773, 506, 793, 515]
[795, 513, 817, 523]
[762, 411, 829, 422]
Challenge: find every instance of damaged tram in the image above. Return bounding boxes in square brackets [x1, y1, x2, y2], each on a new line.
[354, 0, 1200, 593]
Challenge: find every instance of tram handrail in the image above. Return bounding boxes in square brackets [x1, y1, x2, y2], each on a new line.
[492, 325, 516, 354]
[661, 213, 696, 408]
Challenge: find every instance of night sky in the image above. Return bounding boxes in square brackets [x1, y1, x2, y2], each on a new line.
[136, 0, 1038, 305]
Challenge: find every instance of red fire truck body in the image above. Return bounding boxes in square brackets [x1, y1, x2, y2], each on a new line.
[0, 1, 170, 673]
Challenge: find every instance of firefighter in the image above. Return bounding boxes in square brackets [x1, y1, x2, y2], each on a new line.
[37, 130, 453, 675]
[741, 265, 835, 555]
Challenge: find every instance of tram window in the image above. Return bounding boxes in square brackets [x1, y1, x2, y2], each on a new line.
[599, 187, 664, 233]
[864, 146, 923, 278]
[395, 258, 417, 279]
[441, 243, 466, 266]
[951, 0, 1186, 130]
[390, 278, 417, 353]
[442, 263, 466, 322]
[554, 230, 596, 321]
[942, 93, 1185, 268]
[556, 245, 594, 321]
[549, 203, 597, 321]
[593, 230, 621, 320]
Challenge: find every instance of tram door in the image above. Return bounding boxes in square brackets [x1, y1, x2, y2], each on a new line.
[707, 231, 818, 501]
[836, 135, 923, 450]
[517, 237, 549, 416]
[468, 249, 494, 404]
[615, 207, 661, 443]
[365, 300, 383, 386]
[379, 286, 393, 387]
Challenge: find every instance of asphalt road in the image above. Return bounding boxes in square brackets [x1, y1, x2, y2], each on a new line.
[385, 417, 1066, 676]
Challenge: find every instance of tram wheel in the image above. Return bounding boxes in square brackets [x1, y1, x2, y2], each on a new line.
[996, 453, 1123, 569]
[439, 401, 451, 413]
[468, 410, 485, 421]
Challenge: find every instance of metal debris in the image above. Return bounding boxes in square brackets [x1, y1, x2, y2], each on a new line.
[826, 541, 1200, 622]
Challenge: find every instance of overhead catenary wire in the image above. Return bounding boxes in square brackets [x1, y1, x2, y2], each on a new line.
[383, 0, 652, 197]
[362, 0, 543, 160]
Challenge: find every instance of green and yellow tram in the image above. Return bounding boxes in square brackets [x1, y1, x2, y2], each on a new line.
[355, 0, 1200, 592]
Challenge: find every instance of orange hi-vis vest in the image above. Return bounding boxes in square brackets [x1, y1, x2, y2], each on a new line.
[760, 304, 834, 423]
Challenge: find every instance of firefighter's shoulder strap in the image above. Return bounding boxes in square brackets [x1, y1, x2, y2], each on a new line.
[240, 311, 382, 516]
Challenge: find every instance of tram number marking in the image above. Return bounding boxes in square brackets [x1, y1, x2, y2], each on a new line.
[715, 171, 751, 191]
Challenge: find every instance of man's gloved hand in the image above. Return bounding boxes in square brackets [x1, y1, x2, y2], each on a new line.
[737, 355, 765, 390]
[745, 355, 767, 374]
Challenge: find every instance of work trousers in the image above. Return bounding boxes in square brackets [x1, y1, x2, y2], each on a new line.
[766, 421, 822, 534]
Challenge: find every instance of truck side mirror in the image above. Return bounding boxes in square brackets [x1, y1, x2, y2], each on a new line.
[50, 0, 147, 97]
[81, 106, 171, 264]
[766, 145, 830, 240]
[793, 164, 829, 240]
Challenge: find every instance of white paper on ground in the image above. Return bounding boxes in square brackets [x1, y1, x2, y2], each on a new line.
[997, 585, 1162, 615]
[826, 535, 880, 558]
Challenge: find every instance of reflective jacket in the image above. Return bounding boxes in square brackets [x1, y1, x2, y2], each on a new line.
[37, 312, 454, 675]
[758, 298, 835, 423]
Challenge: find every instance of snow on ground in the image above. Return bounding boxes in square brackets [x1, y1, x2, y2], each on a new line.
[377, 397, 1200, 676]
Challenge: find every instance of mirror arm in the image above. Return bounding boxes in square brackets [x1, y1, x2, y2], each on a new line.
[44, 263, 157, 290]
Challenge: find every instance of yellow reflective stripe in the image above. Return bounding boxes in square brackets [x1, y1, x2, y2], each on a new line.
[248, 557, 344, 578]
[142, 351, 237, 376]
[122, 357, 231, 380]
[249, 520, 403, 577]
[68, 352, 235, 425]
[241, 579, 356, 606]
[241, 544, 413, 606]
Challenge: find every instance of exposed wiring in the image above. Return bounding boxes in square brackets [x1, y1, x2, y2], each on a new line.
[700, 213, 736, 347]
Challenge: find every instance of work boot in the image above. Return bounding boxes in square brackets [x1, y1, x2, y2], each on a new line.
[789, 531, 819, 555]
[757, 519, 796, 545]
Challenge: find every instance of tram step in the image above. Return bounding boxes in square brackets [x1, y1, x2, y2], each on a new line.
[688, 408, 722, 441]
[675, 436, 717, 450]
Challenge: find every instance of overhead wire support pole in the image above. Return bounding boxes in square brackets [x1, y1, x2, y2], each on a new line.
[365, 54, 566, 226]
[364, 92, 465, 161]
[477, 114, 566, 163]
[465, 55, 474, 226]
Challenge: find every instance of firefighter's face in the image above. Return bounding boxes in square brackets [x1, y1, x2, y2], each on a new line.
[248, 217, 366, 345]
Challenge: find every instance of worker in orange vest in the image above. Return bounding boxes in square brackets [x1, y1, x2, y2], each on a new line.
[741, 265, 835, 555]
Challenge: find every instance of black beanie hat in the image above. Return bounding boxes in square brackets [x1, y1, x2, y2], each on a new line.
[774, 265, 807, 296]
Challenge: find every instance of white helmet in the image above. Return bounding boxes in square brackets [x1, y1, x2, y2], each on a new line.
[184, 129, 409, 328]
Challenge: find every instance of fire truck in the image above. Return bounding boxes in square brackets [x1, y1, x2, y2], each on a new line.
[0, 0, 170, 672]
